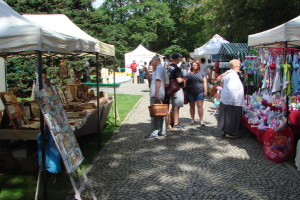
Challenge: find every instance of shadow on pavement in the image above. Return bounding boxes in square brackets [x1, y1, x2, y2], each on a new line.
[87, 118, 300, 199]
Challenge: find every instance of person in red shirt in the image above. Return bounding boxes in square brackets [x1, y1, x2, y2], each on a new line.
[214, 59, 220, 76]
[130, 60, 138, 73]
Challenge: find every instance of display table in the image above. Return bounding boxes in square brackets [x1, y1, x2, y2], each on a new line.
[261, 100, 300, 135]
[82, 82, 121, 87]
[0, 101, 113, 140]
[74, 100, 112, 137]
[242, 116, 264, 142]
[0, 129, 39, 140]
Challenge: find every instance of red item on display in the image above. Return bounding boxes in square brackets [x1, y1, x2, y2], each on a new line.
[288, 110, 300, 135]
[263, 127, 294, 163]
[269, 64, 276, 69]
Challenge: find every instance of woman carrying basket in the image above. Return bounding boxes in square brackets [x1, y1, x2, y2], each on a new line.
[144, 56, 167, 138]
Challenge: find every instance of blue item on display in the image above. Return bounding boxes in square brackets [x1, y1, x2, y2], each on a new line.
[37, 129, 61, 173]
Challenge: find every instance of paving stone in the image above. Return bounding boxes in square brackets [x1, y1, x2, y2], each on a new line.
[86, 82, 300, 199]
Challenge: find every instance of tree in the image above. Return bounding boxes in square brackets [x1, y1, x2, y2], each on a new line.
[93, 0, 176, 62]
[201, 0, 300, 43]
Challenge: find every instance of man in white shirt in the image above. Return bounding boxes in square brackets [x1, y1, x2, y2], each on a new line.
[144, 56, 167, 138]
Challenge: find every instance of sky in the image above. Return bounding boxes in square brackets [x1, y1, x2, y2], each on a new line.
[92, 0, 105, 8]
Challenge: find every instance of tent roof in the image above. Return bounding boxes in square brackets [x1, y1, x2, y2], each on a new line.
[218, 43, 248, 58]
[248, 15, 300, 47]
[194, 34, 229, 56]
[125, 44, 157, 57]
[0, 0, 103, 57]
[23, 14, 115, 56]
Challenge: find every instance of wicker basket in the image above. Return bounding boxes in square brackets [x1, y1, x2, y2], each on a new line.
[148, 100, 168, 117]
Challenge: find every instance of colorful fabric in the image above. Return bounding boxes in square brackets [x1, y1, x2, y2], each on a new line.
[282, 63, 292, 95]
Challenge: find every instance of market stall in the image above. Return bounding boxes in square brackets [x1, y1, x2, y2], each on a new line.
[218, 43, 248, 60]
[124, 44, 161, 67]
[244, 15, 300, 162]
[0, 0, 115, 198]
[193, 34, 229, 60]
[0, 7, 115, 139]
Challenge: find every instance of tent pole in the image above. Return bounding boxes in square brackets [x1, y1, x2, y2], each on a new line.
[37, 51, 47, 200]
[285, 42, 290, 121]
[96, 53, 101, 149]
[113, 57, 117, 125]
[4, 57, 7, 91]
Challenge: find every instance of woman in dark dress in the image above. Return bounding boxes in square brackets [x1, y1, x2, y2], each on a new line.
[216, 59, 244, 138]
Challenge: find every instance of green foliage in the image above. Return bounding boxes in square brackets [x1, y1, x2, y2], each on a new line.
[4, 0, 300, 88]
[160, 45, 189, 58]
[6, 58, 36, 97]
[201, 0, 300, 42]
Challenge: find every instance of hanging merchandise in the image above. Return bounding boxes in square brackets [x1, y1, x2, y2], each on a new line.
[261, 65, 269, 89]
[291, 53, 300, 94]
[271, 56, 282, 93]
[282, 62, 292, 95]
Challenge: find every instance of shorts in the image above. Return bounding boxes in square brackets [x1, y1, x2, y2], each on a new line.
[171, 88, 184, 107]
[187, 93, 204, 102]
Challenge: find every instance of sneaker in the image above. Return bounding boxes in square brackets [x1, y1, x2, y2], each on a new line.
[189, 120, 195, 125]
[145, 134, 158, 139]
[173, 124, 184, 130]
[200, 121, 205, 126]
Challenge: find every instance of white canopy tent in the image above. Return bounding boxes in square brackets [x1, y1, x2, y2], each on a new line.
[125, 44, 162, 67]
[0, 0, 101, 57]
[194, 34, 229, 57]
[248, 15, 300, 47]
[23, 14, 115, 56]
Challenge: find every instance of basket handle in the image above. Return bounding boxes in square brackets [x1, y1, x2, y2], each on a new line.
[155, 98, 163, 104]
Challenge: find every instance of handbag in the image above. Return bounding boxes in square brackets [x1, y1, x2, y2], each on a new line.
[165, 79, 180, 97]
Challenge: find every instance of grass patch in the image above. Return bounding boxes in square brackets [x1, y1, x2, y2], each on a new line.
[0, 94, 142, 200]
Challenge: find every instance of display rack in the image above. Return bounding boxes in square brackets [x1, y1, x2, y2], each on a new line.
[35, 86, 97, 199]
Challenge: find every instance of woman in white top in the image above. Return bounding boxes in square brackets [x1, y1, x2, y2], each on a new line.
[216, 59, 244, 138]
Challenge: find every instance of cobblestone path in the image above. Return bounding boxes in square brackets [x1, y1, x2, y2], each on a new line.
[87, 82, 300, 200]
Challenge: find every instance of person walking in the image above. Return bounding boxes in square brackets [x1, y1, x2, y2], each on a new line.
[185, 60, 208, 126]
[217, 59, 244, 138]
[167, 53, 184, 130]
[214, 59, 220, 76]
[130, 60, 138, 75]
[144, 56, 167, 138]
[200, 58, 208, 76]
[138, 62, 146, 83]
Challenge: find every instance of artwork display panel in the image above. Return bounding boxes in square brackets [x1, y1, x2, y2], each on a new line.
[35, 86, 83, 173]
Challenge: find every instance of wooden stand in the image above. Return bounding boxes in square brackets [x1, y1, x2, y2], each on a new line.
[69, 166, 97, 200]
[67, 84, 79, 100]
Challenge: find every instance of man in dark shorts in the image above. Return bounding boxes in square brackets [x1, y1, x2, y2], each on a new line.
[167, 53, 185, 129]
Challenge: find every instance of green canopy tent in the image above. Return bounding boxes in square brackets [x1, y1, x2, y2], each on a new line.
[218, 43, 249, 60]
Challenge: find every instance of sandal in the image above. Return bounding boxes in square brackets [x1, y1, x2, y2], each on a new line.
[189, 120, 195, 125]
[200, 121, 205, 126]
